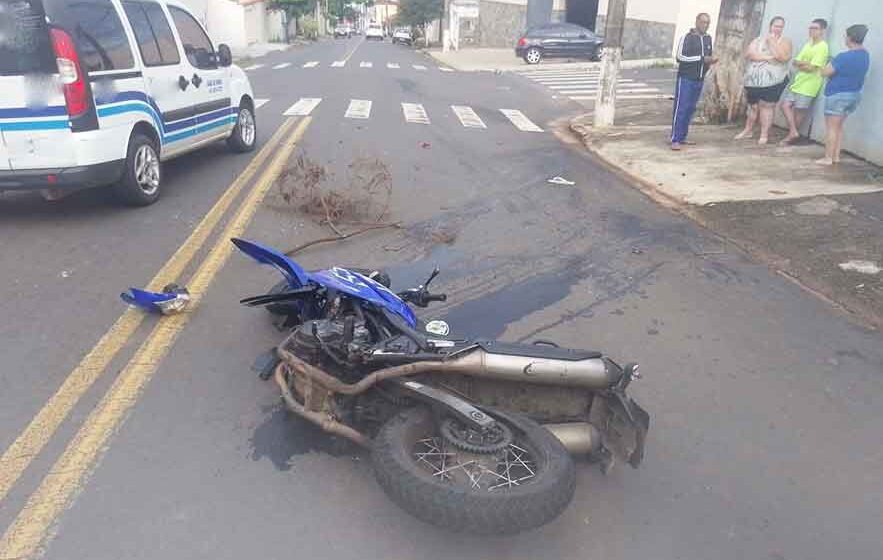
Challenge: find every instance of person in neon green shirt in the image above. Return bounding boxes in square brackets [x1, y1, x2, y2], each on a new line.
[780, 18, 830, 145]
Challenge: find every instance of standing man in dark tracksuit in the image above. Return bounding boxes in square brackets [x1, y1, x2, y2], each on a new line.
[671, 13, 718, 150]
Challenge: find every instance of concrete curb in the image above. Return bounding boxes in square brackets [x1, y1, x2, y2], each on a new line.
[567, 114, 882, 331]
[423, 49, 673, 72]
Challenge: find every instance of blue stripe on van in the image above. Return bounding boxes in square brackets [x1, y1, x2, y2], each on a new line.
[0, 119, 70, 131]
[0, 106, 68, 119]
[1, 91, 236, 142]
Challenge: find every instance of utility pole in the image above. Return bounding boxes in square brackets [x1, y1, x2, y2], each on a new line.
[594, 0, 627, 127]
[441, 0, 450, 52]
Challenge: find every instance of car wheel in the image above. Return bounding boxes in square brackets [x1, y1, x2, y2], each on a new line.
[115, 133, 161, 206]
[524, 47, 542, 65]
[590, 47, 603, 62]
[227, 102, 257, 153]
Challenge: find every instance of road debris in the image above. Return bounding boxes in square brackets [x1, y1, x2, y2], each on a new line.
[838, 260, 881, 275]
[547, 176, 576, 186]
[120, 283, 191, 315]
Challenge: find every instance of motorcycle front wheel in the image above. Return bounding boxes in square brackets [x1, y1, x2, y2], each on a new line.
[372, 406, 576, 534]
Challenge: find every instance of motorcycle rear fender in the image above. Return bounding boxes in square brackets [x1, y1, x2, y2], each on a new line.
[590, 391, 650, 468]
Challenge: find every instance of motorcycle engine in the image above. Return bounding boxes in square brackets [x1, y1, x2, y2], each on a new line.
[289, 318, 373, 365]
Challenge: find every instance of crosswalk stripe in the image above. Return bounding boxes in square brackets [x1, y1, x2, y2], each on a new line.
[360, 61, 373, 68]
[413, 64, 427, 71]
[303, 61, 319, 68]
[331, 61, 346, 67]
[553, 87, 662, 94]
[537, 78, 635, 83]
[254, 98, 270, 109]
[243, 64, 264, 71]
[451, 105, 486, 129]
[500, 109, 543, 132]
[570, 94, 668, 100]
[387, 62, 400, 69]
[402, 103, 430, 124]
[439, 67, 454, 72]
[283, 97, 322, 116]
[345, 99, 372, 119]
[272, 62, 291, 70]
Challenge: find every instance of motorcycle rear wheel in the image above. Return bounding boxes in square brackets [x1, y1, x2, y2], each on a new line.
[372, 406, 576, 534]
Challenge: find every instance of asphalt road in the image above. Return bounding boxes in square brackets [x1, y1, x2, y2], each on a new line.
[1, 37, 881, 560]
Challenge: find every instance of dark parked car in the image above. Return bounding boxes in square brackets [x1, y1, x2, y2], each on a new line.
[516, 23, 604, 64]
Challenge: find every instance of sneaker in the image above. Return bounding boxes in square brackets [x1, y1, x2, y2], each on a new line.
[671, 143, 682, 151]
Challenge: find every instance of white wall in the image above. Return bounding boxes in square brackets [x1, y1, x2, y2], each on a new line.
[180, 0, 248, 50]
[598, 0, 679, 24]
[764, 0, 883, 164]
[244, 2, 267, 44]
[672, 0, 721, 57]
[267, 9, 287, 42]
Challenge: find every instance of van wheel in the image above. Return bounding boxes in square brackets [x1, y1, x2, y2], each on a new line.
[115, 133, 161, 206]
[228, 103, 257, 153]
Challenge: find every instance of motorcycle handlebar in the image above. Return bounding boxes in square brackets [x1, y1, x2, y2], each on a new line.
[425, 293, 447, 303]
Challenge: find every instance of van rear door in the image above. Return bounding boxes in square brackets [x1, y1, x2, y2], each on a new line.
[0, 0, 71, 171]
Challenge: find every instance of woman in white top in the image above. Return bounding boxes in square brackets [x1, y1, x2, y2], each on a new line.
[735, 17, 793, 144]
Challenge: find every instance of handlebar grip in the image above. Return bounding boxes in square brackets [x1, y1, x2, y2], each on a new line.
[426, 294, 447, 303]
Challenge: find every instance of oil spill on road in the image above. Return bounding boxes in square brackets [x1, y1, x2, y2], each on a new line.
[249, 405, 362, 470]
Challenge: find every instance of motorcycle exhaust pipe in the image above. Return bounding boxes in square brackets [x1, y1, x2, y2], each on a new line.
[451, 348, 618, 389]
[543, 422, 601, 456]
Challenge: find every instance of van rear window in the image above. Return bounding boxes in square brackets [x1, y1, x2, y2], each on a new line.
[0, 0, 56, 75]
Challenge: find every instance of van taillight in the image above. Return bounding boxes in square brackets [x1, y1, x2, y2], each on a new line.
[49, 28, 88, 117]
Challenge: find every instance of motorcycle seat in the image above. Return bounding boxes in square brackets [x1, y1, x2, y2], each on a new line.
[476, 341, 602, 361]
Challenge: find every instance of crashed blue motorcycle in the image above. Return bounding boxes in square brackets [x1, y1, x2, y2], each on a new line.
[232, 238, 650, 534]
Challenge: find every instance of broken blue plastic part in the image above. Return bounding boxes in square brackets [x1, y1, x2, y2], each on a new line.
[120, 288, 177, 314]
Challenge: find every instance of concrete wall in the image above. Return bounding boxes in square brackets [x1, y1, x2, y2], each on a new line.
[596, 15, 676, 59]
[764, 0, 882, 164]
[180, 0, 248, 50]
[244, 1, 267, 44]
[597, 0, 677, 23]
[267, 9, 286, 42]
[672, 0, 721, 57]
[478, 0, 527, 48]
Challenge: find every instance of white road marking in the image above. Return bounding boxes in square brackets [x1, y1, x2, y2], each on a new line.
[387, 62, 400, 69]
[283, 97, 322, 116]
[570, 94, 668, 100]
[272, 62, 291, 70]
[402, 103, 430, 124]
[500, 109, 543, 132]
[439, 67, 454, 72]
[360, 61, 373, 68]
[332, 60, 346, 67]
[451, 106, 486, 129]
[303, 61, 320, 68]
[253, 99, 270, 109]
[345, 99, 372, 119]
[412, 64, 427, 71]
[243, 64, 264, 71]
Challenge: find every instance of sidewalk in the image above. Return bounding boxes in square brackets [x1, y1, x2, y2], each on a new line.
[426, 48, 672, 72]
[570, 99, 883, 330]
[233, 41, 306, 63]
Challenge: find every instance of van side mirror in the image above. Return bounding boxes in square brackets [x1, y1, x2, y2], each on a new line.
[217, 44, 233, 67]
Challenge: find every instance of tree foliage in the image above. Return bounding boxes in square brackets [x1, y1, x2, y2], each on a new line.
[269, 0, 313, 18]
[396, 0, 442, 29]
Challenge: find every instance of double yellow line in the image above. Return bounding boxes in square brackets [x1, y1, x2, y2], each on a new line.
[0, 116, 311, 559]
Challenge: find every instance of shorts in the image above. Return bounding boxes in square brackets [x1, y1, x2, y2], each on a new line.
[825, 91, 862, 116]
[745, 80, 788, 104]
[781, 89, 816, 110]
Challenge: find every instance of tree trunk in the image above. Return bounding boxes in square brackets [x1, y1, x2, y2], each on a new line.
[701, 0, 766, 124]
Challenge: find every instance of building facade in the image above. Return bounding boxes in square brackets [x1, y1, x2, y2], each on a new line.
[763, 0, 881, 164]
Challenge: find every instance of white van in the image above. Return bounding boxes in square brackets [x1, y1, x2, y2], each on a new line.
[0, 0, 257, 205]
